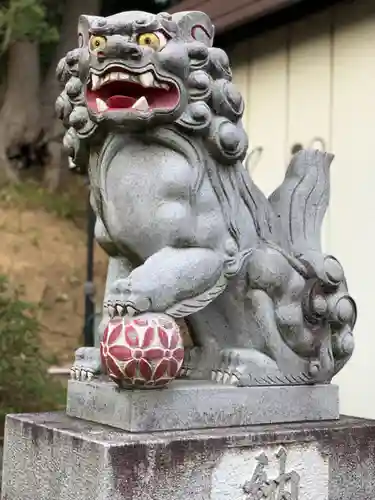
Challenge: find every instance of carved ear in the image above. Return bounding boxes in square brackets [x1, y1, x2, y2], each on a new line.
[171, 11, 215, 47]
[78, 15, 104, 48]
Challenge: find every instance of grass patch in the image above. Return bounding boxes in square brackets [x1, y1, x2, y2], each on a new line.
[0, 178, 88, 223]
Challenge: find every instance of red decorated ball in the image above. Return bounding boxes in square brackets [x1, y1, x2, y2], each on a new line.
[100, 313, 184, 388]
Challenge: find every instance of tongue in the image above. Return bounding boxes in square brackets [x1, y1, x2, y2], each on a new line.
[106, 96, 136, 109]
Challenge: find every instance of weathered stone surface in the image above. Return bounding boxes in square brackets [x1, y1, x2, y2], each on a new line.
[66, 379, 339, 432]
[2, 412, 375, 500]
[58, 11, 356, 389]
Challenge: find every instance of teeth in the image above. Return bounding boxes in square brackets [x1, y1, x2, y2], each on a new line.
[132, 96, 149, 111]
[91, 70, 168, 93]
[139, 72, 154, 88]
[91, 74, 100, 90]
[96, 98, 108, 112]
[153, 81, 170, 90]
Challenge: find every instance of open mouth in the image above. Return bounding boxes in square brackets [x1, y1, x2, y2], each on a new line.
[86, 68, 180, 114]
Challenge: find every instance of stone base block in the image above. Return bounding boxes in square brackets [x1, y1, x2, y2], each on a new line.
[2, 412, 375, 499]
[66, 379, 339, 432]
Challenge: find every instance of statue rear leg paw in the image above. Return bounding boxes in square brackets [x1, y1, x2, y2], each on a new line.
[71, 347, 102, 381]
[211, 349, 241, 385]
[212, 348, 282, 386]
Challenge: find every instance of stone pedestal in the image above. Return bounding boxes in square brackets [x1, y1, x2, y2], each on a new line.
[66, 379, 339, 432]
[2, 411, 375, 500]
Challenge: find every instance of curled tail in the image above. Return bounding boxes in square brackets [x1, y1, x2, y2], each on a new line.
[268, 149, 333, 255]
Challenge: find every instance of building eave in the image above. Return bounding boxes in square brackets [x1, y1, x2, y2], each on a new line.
[169, 0, 303, 34]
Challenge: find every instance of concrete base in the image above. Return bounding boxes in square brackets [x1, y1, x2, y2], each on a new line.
[66, 379, 339, 432]
[2, 412, 375, 499]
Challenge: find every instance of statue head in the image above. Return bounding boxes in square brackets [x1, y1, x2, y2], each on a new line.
[77, 11, 217, 129]
[56, 10, 248, 172]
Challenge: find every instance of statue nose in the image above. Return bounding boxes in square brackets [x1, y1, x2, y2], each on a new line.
[110, 41, 142, 61]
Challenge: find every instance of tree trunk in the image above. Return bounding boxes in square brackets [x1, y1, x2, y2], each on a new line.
[0, 41, 41, 184]
[42, 0, 102, 191]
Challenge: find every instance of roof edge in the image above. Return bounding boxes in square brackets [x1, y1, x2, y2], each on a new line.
[168, 0, 303, 34]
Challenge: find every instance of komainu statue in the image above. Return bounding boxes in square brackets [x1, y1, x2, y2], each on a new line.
[56, 10, 356, 388]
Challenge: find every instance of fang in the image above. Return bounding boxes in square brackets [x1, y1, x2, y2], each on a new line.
[132, 96, 149, 111]
[96, 98, 108, 112]
[91, 74, 100, 90]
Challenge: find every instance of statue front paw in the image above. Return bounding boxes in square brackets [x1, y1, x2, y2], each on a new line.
[70, 347, 102, 381]
[105, 277, 152, 317]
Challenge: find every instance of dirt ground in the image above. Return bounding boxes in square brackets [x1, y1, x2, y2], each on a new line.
[0, 206, 108, 366]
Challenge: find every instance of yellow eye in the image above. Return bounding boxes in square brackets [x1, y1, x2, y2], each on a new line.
[137, 32, 166, 51]
[89, 35, 107, 52]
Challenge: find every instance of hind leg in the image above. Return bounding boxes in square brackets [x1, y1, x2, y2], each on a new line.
[205, 246, 311, 386]
[227, 246, 356, 385]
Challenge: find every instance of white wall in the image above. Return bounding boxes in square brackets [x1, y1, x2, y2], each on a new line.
[230, 0, 375, 418]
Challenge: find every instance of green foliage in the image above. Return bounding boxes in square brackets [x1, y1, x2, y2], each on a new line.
[0, 275, 65, 435]
[0, 179, 88, 224]
[0, 0, 58, 50]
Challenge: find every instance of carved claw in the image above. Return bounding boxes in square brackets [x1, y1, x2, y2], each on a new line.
[70, 368, 95, 381]
[104, 299, 148, 318]
[212, 348, 297, 386]
[105, 301, 117, 319]
[71, 347, 102, 381]
[210, 350, 242, 386]
[211, 368, 240, 385]
[179, 366, 192, 378]
[178, 347, 202, 379]
[114, 301, 126, 317]
[70, 366, 97, 382]
[105, 300, 126, 318]
[106, 277, 153, 316]
[179, 348, 192, 378]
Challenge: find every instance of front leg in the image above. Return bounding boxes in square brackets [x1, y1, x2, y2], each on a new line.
[71, 253, 133, 381]
[107, 247, 228, 317]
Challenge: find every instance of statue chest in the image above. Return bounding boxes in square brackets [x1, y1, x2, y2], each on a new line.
[95, 141, 199, 255]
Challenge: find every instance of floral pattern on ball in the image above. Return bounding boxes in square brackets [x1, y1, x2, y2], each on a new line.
[100, 313, 184, 388]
